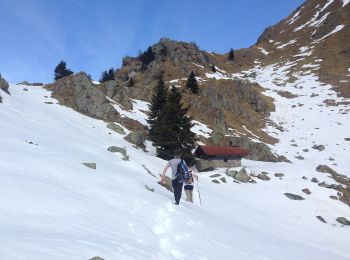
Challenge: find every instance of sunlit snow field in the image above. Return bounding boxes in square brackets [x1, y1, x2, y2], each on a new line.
[0, 83, 349, 260]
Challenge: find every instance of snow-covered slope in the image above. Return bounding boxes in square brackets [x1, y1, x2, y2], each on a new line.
[232, 63, 350, 176]
[1, 84, 350, 259]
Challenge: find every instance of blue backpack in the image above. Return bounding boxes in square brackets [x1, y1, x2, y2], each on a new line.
[176, 159, 191, 183]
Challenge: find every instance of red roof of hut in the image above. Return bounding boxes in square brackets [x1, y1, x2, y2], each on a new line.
[197, 145, 249, 157]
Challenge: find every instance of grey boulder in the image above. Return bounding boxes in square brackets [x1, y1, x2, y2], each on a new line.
[233, 168, 250, 183]
[106, 122, 125, 135]
[124, 130, 146, 146]
[257, 174, 271, 181]
[336, 217, 350, 226]
[284, 193, 305, 200]
[82, 163, 96, 170]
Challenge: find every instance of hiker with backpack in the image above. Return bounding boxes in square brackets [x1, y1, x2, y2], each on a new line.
[184, 170, 198, 203]
[160, 151, 191, 205]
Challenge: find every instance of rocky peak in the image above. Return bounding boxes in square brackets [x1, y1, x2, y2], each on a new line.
[116, 38, 213, 87]
[151, 38, 211, 66]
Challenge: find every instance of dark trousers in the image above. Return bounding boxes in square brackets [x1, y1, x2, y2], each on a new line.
[172, 178, 183, 204]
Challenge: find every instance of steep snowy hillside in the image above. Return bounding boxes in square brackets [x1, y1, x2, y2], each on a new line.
[254, 0, 350, 96]
[1, 84, 350, 260]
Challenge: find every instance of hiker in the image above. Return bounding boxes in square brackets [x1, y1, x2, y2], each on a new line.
[160, 151, 190, 205]
[184, 170, 198, 203]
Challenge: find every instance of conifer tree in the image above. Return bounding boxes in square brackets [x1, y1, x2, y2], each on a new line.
[108, 68, 115, 80]
[100, 70, 109, 82]
[228, 48, 235, 61]
[147, 75, 168, 143]
[54, 60, 73, 80]
[186, 71, 199, 94]
[140, 47, 155, 70]
[153, 86, 196, 163]
[100, 68, 115, 82]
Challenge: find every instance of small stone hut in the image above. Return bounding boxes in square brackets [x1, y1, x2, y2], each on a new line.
[194, 145, 249, 172]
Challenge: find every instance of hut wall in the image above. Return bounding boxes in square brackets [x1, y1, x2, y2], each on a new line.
[195, 158, 241, 172]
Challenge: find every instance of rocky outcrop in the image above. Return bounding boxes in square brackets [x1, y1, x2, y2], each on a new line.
[0, 74, 10, 95]
[0, 74, 10, 103]
[46, 72, 120, 122]
[116, 38, 212, 88]
[99, 80, 133, 110]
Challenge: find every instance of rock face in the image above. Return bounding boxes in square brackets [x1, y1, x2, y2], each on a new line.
[233, 168, 250, 183]
[46, 72, 120, 122]
[284, 193, 305, 200]
[336, 217, 350, 226]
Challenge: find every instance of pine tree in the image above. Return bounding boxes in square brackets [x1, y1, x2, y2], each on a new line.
[186, 71, 199, 94]
[211, 64, 216, 72]
[54, 60, 73, 80]
[140, 47, 155, 70]
[100, 68, 115, 82]
[147, 75, 168, 144]
[107, 68, 115, 80]
[153, 86, 196, 163]
[228, 48, 235, 61]
[100, 70, 109, 82]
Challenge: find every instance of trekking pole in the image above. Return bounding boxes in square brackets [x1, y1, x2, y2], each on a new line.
[196, 178, 202, 206]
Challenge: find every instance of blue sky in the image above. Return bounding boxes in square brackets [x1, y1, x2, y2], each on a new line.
[0, 0, 304, 83]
